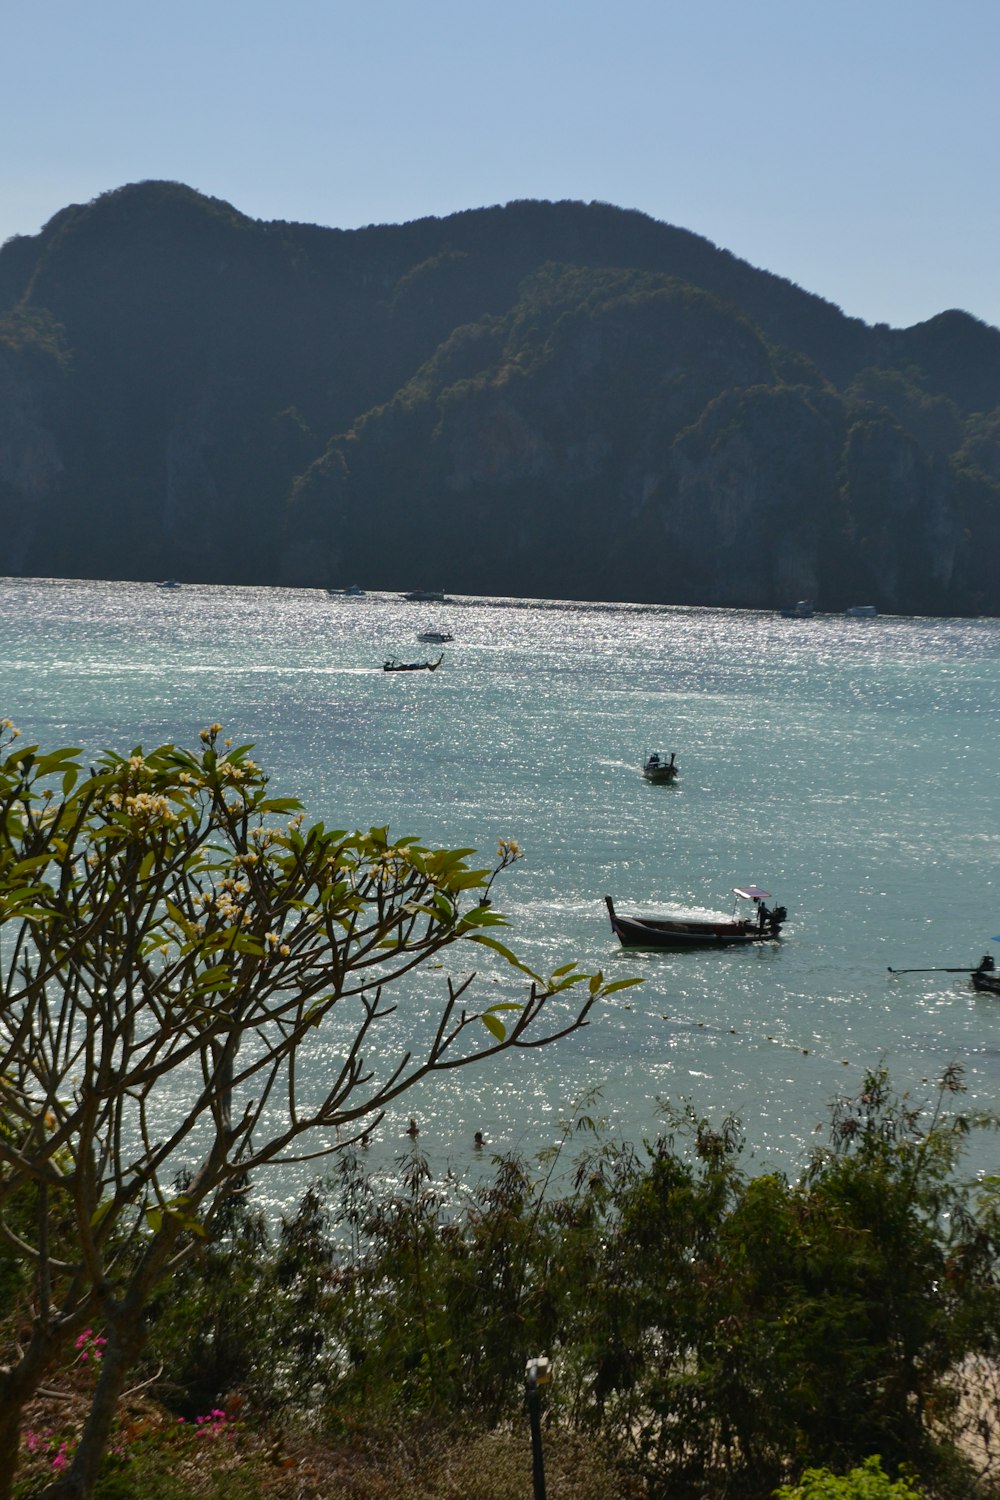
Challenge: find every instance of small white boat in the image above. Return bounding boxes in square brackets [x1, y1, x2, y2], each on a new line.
[780, 599, 814, 619]
[417, 630, 453, 643]
[845, 604, 877, 618]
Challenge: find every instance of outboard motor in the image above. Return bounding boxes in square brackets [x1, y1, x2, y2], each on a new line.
[768, 905, 787, 935]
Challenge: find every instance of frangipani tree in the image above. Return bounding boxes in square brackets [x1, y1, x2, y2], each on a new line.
[0, 723, 637, 1500]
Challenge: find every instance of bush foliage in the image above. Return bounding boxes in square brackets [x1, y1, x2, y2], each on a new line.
[76, 1071, 1000, 1499]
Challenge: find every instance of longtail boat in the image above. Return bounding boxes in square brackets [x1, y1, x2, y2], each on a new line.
[972, 960, 1000, 996]
[605, 887, 787, 950]
[383, 654, 444, 673]
[887, 953, 999, 995]
[642, 751, 678, 784]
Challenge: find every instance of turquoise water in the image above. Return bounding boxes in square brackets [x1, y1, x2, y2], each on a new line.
[1, 577, 998, 1206]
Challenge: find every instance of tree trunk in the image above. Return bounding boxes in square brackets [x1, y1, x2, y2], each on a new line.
[38, 1311, 149, 1500]
[38, 1223, 188, 1500]
[0, 1389, 27, 1500]
[0, 1328, 67, 1500]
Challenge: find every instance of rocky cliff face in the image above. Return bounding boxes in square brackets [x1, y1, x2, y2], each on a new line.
[287, 264, 1000, 614]
[0, 345, 64, 575]
[2, 181, 1000, 614]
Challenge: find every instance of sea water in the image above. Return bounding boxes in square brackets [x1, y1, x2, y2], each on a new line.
[1, 577, 998, 1209]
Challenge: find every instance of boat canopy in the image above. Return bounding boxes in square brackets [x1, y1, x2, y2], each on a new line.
[733, 886, 770, 901]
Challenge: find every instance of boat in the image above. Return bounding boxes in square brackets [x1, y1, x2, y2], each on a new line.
[417, 630, 454, 644]
[972, 957, 1000, 995]
[642, 751, 678, 784]
[401, 589, 447, 603]
[887, 953, 999, 993]
[383, 654, 444, 673]
[605, 888, 787, 949]
[158, 579, 180, 589]
[328, 584, 366, 597]
[780, 600, 814, 619]
[845, 604, 877, 618]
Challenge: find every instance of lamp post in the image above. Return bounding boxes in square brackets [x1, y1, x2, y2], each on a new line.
[525, 1355, 551, 1500]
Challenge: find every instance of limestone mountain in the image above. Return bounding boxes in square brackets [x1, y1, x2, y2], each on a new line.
[1, 179, 998, 614]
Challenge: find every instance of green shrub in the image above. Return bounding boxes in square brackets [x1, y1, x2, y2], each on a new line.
[776, 1454, 923, 1497]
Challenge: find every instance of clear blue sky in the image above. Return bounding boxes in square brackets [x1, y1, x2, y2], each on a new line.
[3, 0, 997, 330]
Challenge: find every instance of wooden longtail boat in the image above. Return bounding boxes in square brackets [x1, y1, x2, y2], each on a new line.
[642, 751, 678, 783]
[972, 956, 999, 994]
[383, 654, 444, 673]
[605, 888, 787, 950]
[887, 954, 999, 994]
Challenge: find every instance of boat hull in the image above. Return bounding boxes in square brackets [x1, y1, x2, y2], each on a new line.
[642, 765, 678, 784]
[972, 969, 1000, 996]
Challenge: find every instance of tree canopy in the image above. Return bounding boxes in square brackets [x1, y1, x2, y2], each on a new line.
[0, 722, 635, 1499]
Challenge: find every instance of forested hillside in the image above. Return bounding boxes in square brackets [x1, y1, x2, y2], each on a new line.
[2, 179, 999, 613]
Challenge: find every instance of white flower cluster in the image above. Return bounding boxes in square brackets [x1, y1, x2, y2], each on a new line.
[124, 792, 177, 824]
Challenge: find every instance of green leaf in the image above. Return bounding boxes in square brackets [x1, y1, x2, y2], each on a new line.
[467, 933, 540, 979]
[480, 1012, 507, 1040]
[258, 796, 303, 814]
[164, 897, 196, 930]
[89, 1200, 114, 1229]
[445, 870, 491, 891]
[3, 744, 39, 770]
[600, 977, 645, 995]
[402, 900, 447, 921]
[34, 748, 81, 767]
[456, 906, 508, 930]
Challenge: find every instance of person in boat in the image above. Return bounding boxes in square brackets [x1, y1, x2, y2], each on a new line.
[754, 899, 786, 936]
[976, 954, 996, 975]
